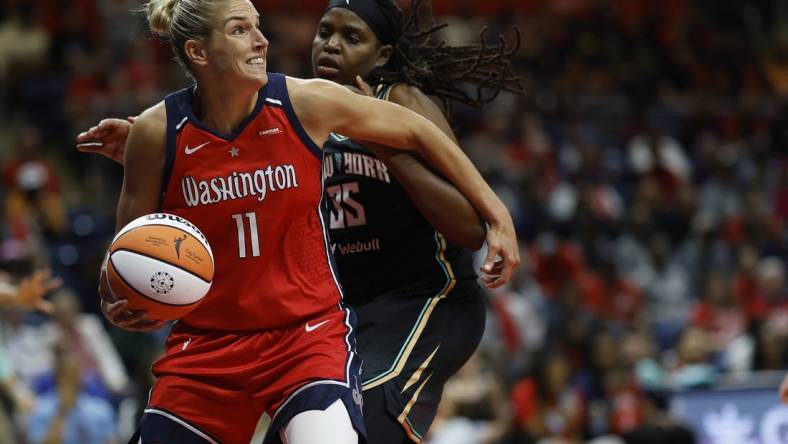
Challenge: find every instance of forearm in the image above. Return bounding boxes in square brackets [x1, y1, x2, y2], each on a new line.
[370, 146, 485, 249]
[114, 106, 166, 230]
[301, 82, 504, 224]
[408, 118, 509, 225]
[115, 189, 154, 230]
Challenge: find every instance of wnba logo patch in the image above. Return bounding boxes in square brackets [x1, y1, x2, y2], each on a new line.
[352, 388, 363, 408]
[150, 272, 175, 295]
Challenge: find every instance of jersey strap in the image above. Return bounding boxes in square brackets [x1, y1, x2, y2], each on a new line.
[375, 83, 396, 101]
[263, 73, 323, 160]
[162, 86, 193, 204]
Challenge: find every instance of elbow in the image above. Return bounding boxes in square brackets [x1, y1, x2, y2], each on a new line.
[447, 221, 486, 251]
[434, 202, 487, 251]
[408, 119, 432, 152]
[466, 221, 487, 251]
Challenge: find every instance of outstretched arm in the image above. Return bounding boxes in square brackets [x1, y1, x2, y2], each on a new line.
[78, 93, 486, 250]
[353, 81, 485, 251]
[368, 145, 486, 251]
[291, 77, 519, 286]
[76, 116, 137, 164]
[98, 104, 168, 332]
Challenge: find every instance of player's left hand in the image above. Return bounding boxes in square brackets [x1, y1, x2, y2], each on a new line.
[480, 257, 505, 287]
[76, 116, 136, 165]
[480, 217, 520, 289]
[780, 373, 788, 404]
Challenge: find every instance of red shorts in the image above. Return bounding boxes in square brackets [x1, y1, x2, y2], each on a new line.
[144, 307, 364, 443]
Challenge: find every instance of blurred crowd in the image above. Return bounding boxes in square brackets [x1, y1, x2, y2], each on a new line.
[0, 0, 787, 443]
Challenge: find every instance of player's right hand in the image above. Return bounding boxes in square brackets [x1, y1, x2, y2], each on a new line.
[76, 117, 135, 165]
[99, 266, 165, 332]
[780, 374, 788, 404]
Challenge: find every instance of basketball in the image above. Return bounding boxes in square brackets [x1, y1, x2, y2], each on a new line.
[106, 213, 214, 320]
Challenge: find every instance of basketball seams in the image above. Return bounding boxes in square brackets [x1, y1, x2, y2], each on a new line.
[112, 224, 214, 281]
[116, 223, 205, 245]
[110, 247, 212, 285]
[109, 251, 209, 305]
[108, 214, 215, 320]
[114, 216, 213, 259]
[107, 258, 198, 309]
[115, 223, 209, 251]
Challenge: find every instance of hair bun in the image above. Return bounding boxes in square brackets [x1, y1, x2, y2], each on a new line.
[146, 0, 179, 35]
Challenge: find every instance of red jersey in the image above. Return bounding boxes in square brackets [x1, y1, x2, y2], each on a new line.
[160, 73, 343, 330]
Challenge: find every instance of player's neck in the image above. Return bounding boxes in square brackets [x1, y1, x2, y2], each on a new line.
[193, 82, 260, 135]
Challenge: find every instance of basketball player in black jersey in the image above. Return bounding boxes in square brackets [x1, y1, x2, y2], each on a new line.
[77, 1, 522, 442]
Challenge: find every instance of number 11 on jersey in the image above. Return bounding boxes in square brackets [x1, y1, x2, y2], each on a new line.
[232, 212, 260, 258]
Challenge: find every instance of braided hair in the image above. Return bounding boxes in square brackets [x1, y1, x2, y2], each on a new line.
[368, 0, 524, 114]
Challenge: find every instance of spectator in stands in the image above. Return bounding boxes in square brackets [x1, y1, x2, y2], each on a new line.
[0, 268, 60, 443]
[34, 289, 129, 398]
[25, 341, 117, 444]
[690, 272, 753, 374]
[427, 352, 510, 444]
[0, 268, 60, 312]
[668, 327, 718, 390]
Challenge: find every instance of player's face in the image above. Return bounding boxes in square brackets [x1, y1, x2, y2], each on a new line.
[311, 8, 390, 86]
[205, 0, 268, 87]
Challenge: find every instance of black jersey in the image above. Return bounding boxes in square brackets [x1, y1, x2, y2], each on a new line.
[322, 85, 477, 306]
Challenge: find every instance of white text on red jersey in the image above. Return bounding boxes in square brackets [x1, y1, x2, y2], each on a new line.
[181, 164, 299, 208]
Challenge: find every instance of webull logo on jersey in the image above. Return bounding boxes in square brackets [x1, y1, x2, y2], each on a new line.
[331, 238, 381, 256]
[181, 164, 299, 208]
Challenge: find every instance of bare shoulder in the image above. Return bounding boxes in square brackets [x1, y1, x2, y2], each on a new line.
[136, 101, 166, 123]
[131, 101, 167, 141]
[388, 84, 441, 114]
[285, 76, 360, 129]
[286, 76, 345, 102]
[126, 101, 167, 161]
[387, 84, 454, 139]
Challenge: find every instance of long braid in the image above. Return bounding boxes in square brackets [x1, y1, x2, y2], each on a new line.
[370, 0, 525, 114]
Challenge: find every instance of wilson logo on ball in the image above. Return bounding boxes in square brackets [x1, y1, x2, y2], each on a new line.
[107, 213, 214, 321]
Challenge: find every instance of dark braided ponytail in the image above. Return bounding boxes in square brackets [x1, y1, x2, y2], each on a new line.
[369, 0, 524, 114]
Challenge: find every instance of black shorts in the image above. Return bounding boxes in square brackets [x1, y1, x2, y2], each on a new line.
[353, 280, 485, 443]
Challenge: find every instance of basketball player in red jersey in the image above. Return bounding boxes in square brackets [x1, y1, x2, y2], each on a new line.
[92, 0, 518, 443]
[79, 0, 522, 442]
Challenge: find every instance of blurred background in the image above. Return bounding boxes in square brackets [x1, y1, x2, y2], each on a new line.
[1, 0, 787, 443]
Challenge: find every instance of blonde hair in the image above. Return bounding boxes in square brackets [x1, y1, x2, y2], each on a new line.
[145, 0, 223, 78]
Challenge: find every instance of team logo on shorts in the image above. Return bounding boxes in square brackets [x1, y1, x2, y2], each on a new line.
[150, 272, 175, 295]
[352, 388, 363, 408]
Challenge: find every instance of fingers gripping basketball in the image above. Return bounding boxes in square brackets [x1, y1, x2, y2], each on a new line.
[107, 213, 214, 320]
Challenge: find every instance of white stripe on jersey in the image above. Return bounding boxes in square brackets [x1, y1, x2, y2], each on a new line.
[175, 116, 189, 131]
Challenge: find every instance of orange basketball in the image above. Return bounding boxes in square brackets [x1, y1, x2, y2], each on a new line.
[106, 213, 214, 321]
